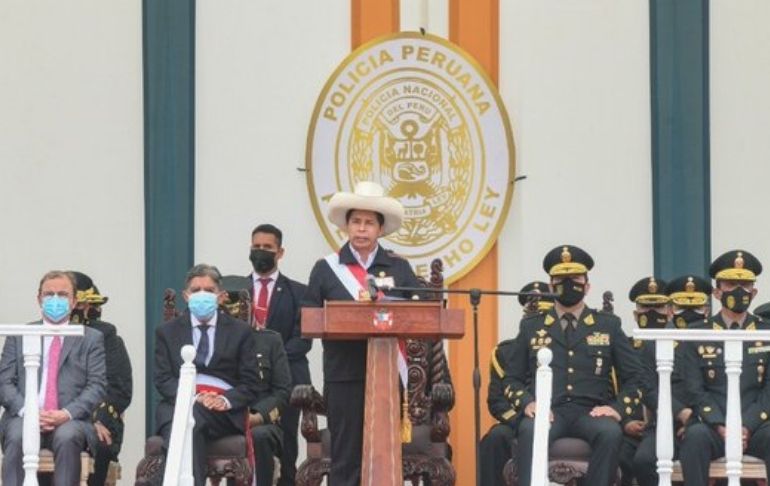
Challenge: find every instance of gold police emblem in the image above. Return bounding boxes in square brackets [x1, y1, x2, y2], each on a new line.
[307, 32, 515, 283]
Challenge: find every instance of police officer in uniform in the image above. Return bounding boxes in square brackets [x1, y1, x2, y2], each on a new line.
[70, 272, 132, 486]
[618, 277, 669, 485]
[304, 181, 422, 486]
[219, 276, 293, 485]
[479, 281, 553, 486]
[678, 250, 770, 486]
[667, 275, 712, 329]
[503, 245, 645, 486]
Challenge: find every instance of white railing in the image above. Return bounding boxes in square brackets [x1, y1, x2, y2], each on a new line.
[530, 347, 553, 486]
[163, 345, 197, 486]
[0, 324, 84, 486]
[634, 328, 770, 486]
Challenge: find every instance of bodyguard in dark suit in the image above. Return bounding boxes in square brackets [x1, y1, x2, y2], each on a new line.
[0, 271, 107, 486]
[247, 328, 292, 485]
[504, 246, 646, 486]
[70, 271, 133, 486]
[678, 250, 770, 486]
[154, 264, 259, 486]
[304, 181, 421, 486]
[248, 223, 310, 485]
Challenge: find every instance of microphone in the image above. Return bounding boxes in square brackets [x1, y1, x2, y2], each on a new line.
[365, 274, 381, 302]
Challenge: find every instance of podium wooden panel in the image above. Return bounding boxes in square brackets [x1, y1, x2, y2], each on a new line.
[302, 301, 464, 486]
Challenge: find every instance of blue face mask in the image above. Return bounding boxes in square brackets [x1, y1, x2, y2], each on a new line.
[188, 291, 218, 321]
[42, 296, 71, 323]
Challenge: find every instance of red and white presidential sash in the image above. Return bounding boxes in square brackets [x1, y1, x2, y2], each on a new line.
[324, 252, 409, 388]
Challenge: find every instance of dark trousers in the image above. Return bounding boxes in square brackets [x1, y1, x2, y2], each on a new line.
[516, 404, 623, 486]
[479, 423, 516, 486]
[630, 431, 660, 486]
[160, 403, 244, 486]
[679, 421, 770, 486]
[252, 424, 283, 486]
[88, 437, 121, 486]
[279, 400, 300, 485]
[326, 380, 365, 486]
[618, 435, 641, 486]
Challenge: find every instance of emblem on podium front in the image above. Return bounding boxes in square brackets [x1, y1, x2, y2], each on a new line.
[307, 32, 515, 284]
[373, 309, 394, 330]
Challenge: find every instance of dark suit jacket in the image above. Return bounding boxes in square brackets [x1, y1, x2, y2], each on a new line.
[154, 311, 259, 433]
[304, 242, 422, 382]
[248, 272, 311, 386]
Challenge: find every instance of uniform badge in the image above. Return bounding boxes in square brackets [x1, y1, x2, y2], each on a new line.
[708, 369, 716, 380]
[586, 332, 610, 346]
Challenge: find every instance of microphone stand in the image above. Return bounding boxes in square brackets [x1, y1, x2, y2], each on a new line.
[384, 286, 558, 486]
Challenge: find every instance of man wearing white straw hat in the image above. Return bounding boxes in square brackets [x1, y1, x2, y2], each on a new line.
[304, 181, 422, 486]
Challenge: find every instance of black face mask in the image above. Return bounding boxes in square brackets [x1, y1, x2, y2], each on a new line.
[673, 309, 706, 328]
[250, 249, 277, 274]
[555, 278, 585, 307]
[638, 309, 668, 329]
[721, 286, 752, 313]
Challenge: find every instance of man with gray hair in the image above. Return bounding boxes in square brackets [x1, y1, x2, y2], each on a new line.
[0, 270, 107, 485]
[154, 264, 260, 486]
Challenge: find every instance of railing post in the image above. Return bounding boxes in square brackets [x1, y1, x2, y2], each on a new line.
[724, 340, 743, 486]
[163, 345, 197, 486]
[655, 339, 674, 486]
[21, 335, 41, 486]
[531, 347, 553, 486]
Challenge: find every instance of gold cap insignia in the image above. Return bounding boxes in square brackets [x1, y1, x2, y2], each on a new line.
[648, 279, 658, 294]
[685, 277, 695, 293]
[736, 252, 745, 269]
[561, 246, 572, 263]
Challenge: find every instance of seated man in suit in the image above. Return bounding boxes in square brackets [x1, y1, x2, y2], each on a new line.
[70, 271, 133, 486]
[0, 270, 107, 485]
[247, 223, 310, 485]
[154, 264, 260, 486]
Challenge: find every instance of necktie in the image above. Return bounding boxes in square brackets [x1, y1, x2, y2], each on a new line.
[195, 324, 210, 367]
[254, 278, 270, 328]
[730, 322, 741, 330]
[43, 337, 62, 411]
[564, 313, 576, 344]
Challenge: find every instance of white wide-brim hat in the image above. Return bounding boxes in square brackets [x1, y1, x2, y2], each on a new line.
[327, 181, 404, 236]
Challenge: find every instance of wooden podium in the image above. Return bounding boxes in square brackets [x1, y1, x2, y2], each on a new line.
[302, 300, 464, 486]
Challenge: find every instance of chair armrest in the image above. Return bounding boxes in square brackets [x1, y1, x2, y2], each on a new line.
[290, 384, 326, 443]
[430, 382, 454, 442]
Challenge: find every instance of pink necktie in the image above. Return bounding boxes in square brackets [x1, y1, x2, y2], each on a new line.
[43, 337, 62, 411]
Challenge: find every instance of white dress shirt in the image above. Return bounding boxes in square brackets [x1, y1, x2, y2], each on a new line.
[350, 244, 379, 269]
[251, 268, 279, 307]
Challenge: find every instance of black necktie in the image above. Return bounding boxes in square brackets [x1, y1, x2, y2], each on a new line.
[564, 313, 576, 343]
[730, 322, 741, 330]
[195, 324, 210, 367]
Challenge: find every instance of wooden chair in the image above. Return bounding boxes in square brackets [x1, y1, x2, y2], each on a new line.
[38, 449, 93, 486]
[134, 278, 256, 486]
[291, 259, 455, 485]
[671, 456, 768, 485]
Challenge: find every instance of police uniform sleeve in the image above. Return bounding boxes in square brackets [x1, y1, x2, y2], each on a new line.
[609, 320, 646, 425]
[251, 333, 292, 425]
[487, 343, 519, 426]
[743, 322, 770, 432]
[501, 321, 535, 413]
[93, 334, 132, 435]
[681, 340, 725, 426]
